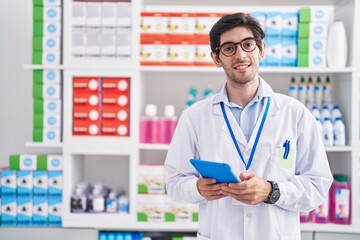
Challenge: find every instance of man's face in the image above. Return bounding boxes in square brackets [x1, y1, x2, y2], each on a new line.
[211, 26, 265, 86]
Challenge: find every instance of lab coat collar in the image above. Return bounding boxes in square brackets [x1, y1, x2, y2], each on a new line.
[213, 78, 280, 147]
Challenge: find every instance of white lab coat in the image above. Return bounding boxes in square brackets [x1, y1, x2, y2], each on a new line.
[164, 84, 333, 240]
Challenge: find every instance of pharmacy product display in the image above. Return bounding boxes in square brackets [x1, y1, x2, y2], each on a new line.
[16, 0, 359, 236]
[32, 0, 63, 143]
[1, 154, 63, 227]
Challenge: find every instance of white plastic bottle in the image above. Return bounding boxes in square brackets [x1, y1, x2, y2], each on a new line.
[334, 117, 346, 146]
[321, 105, 331, 123]
[311, 105, 321, 120]
[331, 105, 342, 123]
[323, 76, 332, 105]
[289, 76, 298, 99]
[314, 76, 323, 107]
[322, 117, 334, 146]
[298, 76, 307, 104]
[316, 117, 323, 137]
[306, 76, 314, 107]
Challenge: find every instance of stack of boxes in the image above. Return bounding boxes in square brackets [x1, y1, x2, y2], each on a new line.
[0, 154, 63, 227]
[264, 11, 298, 67]
[32, 0, 62, 143]
[140, 12, 220, 66]
[73, 76, 130, 136]
[137, 165, 198, 223]
[71, 0, 132, 59]
[297, 7, 330, 67]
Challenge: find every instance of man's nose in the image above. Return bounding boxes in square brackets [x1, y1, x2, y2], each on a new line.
[234, 44, 247, 58]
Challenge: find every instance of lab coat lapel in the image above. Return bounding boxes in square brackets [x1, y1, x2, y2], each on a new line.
[213, 103, 247, 147]
[246, 97, 280, 152]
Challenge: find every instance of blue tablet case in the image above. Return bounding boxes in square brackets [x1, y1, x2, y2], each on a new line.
[190, 159, 239, 183]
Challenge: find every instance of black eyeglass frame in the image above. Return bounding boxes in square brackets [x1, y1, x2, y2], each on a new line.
[215, 37, 261, 57]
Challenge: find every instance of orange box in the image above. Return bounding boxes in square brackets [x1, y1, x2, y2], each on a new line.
[102, 77, 130, 94]
[73, 77, 100, 94]
[167, 34, 195, 66]
[73, 93, 100, 107]
[102, 105, 130, 122]
[73, 105, 100, 122]
[140, 12, 168, 34]
[195, 13, 223, 35]
[102, 92, 130, 107]
[102, 119, 129, 136]
[167, 12, 196, 35]
[73, 120, 100, 136]
[140, 34, 167, 66]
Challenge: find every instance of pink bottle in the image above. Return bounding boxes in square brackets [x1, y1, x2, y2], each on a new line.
[140, 104, 158, 143]
[158, 105, 178, 144]
[329, 174, 351, 224]
[313, 198, 329, 223]
[300, 211, 311, 223]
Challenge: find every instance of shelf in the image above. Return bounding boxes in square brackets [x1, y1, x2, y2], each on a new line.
[24, 142, 63, 148]
[140, 66, 353, 74]
[300, 223, 360, 233]
[63, 137, 136, 155]
[325, 146, 353, 152]
[139, 144, 170, 150]
[24, 64, 64, 70]
[0, 228, 97, 240]
[62, 213, 133, 229]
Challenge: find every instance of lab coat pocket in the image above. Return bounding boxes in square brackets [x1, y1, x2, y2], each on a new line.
[276, 146, 295, 170]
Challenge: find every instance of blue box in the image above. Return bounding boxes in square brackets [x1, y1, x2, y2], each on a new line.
[266, 12, 282, 38]
[17, 195, 33, 226]
[251, 12, 266, 31]
[266, 37, 282, 66]
[1, 170, 17, 196]
[1, 195, 17, 226]
[17, 171, 33, 196]
[48, 195, 62, 227]
[281, 37, 297, 67]
[282, 12, 298, 38]
[33, 171, 48, 196]
[33, 195, 48, 226]
[48, 171, 62, 196]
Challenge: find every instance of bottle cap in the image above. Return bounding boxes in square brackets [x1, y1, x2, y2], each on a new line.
[145, 104, 157, 117]
[312, 105, 318, 110]
[164, 104, 175, 117]
[333, 105, 339, 109]
[335, 117, 343, 121]
[322, 105, 329, 109]
[333, 174, 347, 182]
[324, 117, 332, 121]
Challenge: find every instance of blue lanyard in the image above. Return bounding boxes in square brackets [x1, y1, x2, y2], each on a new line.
[220, 97, 270, 170]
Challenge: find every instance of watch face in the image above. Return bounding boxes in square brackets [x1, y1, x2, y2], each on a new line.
[270, 190, 280, 203]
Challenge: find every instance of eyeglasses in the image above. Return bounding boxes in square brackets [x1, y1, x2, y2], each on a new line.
[215, 37, 259, 57]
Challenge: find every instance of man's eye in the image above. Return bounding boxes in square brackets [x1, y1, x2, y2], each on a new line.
[223, 45, 235, 52]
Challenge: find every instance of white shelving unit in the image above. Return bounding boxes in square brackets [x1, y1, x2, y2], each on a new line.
[31, 0, 359, 236]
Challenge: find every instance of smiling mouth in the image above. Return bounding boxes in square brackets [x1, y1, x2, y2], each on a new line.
[234, 63, 250, 70]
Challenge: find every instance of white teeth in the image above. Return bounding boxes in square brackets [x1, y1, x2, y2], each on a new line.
[235, 64, 249, 69]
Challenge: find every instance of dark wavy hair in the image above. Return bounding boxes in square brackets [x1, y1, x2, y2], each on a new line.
[209, 12, 265, 56]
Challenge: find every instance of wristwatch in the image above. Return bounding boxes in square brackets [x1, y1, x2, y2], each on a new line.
[264, 180, 280, 204]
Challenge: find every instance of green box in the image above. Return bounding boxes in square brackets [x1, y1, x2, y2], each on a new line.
[297, 38, 309, 53]
[33, 36, 43, 51]
[298, 23, 310, 38]
[299, 8, 310, 23]
[33, 21, 44, 36]
[32, 51, 43, 64]
[33, 83, 44, 99]
[33, 0, 44, 6]
[9, 155, 21, 170]
[36, 154, 48, 170]
[33, 129, 44, 142]
[33, 6, 44, 21]
[297, 53, 309, 67]
[33, 114, 44, 129]
[33, 70, 44, 84]
[34, 99, 45, 114]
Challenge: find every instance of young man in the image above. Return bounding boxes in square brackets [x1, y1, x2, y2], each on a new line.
[164, 13, 333, 240]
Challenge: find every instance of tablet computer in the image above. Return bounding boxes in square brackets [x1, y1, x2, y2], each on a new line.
[190, 159, 239, 183]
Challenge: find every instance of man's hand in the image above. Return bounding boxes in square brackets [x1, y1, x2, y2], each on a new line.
[220, 172, 272, 205]
[197, 177, 227, 201]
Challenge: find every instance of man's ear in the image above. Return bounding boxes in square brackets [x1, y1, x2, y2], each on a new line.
[259, 41, 266, 59]
[211, 52, 222, 67]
